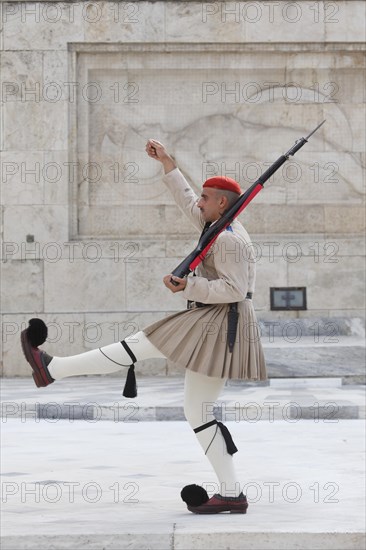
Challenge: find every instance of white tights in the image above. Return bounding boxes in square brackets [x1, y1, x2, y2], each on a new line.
[48, 331, 166, 378]
[48, 331, 241, 497]
[183, 369, 241, 497]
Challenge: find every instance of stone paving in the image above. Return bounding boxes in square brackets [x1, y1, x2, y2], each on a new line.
[1, 376, 365, 549]
[1, 375, 365, 422]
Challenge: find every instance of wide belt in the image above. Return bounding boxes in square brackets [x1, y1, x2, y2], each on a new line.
[186, 293, 253, 353]
[186, 293, 252, 310]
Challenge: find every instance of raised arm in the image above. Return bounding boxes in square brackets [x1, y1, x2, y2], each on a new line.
[146, 138, 177, 175]
[146, 139, 205, 232]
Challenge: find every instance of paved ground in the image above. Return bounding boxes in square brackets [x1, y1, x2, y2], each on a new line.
[1, 377, 365, 549]
[1, 375, 365, 421]
[262, 336, 365, 383]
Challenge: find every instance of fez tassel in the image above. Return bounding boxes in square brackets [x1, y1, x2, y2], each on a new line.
[170, 121, 326, 285]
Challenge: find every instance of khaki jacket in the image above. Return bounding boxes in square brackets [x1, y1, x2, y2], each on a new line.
[163, 167, 256, 304]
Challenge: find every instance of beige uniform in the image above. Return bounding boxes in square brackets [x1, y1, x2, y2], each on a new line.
[142, 168, 267, 380]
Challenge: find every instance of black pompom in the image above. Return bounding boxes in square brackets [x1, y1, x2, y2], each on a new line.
[27, 318, 48, 347]
[180, 484, 209, 506]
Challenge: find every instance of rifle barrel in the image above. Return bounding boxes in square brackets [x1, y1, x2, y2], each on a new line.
[169, 121, 326, 285]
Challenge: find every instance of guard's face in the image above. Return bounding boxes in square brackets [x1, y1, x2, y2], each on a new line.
[197, 188, 227, 222]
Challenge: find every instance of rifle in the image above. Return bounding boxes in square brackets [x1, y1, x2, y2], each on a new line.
[170, 120, 326, 286]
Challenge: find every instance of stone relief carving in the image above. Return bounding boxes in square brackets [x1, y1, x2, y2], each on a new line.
[73, 52, 364, 238]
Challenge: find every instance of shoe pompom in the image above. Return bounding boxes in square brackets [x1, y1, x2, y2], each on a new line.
[27, 318, 48, 347]
[180, 484, 209, 506]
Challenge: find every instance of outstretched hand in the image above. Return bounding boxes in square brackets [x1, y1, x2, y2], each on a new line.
[145, 139, 177, 174]
[163, 274, 187, 293]
[145, 139, 168, 162]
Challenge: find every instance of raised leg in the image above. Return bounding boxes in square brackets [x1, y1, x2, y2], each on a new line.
[48, 331, 166, 380]
[21, 318, 166, 387]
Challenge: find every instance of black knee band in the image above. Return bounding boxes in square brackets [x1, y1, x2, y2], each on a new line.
[193, 419, 238, 455]
[121, 340, 137, 364]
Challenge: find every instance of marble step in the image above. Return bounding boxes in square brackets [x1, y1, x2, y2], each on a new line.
[2, 531, 365, 550]
[258, 316, 365, 338]
[1, 377, 364, 422]
[263, 341, 365, 384]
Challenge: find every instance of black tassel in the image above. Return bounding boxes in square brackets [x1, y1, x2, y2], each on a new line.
[217, 421, 238, 455]
[123, 364, 137, 398]
[121, 340, 137, 398]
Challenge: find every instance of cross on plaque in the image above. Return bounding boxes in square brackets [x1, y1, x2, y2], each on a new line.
[280, 290, 297, 308]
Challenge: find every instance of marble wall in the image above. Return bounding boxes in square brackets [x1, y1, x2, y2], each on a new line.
[1, 1, 365, 376]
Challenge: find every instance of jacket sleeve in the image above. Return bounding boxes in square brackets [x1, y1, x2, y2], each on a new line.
[182, 231, 249, 304]
[163, 167, 205, 232]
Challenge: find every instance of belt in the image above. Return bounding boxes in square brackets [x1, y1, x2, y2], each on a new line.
[186, 293, 253, 353]
[186, 293, 252, 310]
[186, 301, 208, 309]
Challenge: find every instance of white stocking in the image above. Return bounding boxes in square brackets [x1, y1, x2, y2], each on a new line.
[184, 369, 241, 497]
[48, 335, 241, 497]
[48, 331, 166, 380]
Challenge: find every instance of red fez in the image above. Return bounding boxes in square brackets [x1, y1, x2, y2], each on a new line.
[203, 176, 242, 195]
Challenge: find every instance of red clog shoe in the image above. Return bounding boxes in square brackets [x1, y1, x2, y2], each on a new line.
[187, 492, 248, 514]
[181, 484, 248, 514]
[20, 319, 54, 388]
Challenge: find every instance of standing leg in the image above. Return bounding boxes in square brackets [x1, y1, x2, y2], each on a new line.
[183, 368, 241, 498]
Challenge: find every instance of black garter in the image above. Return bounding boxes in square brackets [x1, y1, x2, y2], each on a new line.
[194, 419, 238, 455]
